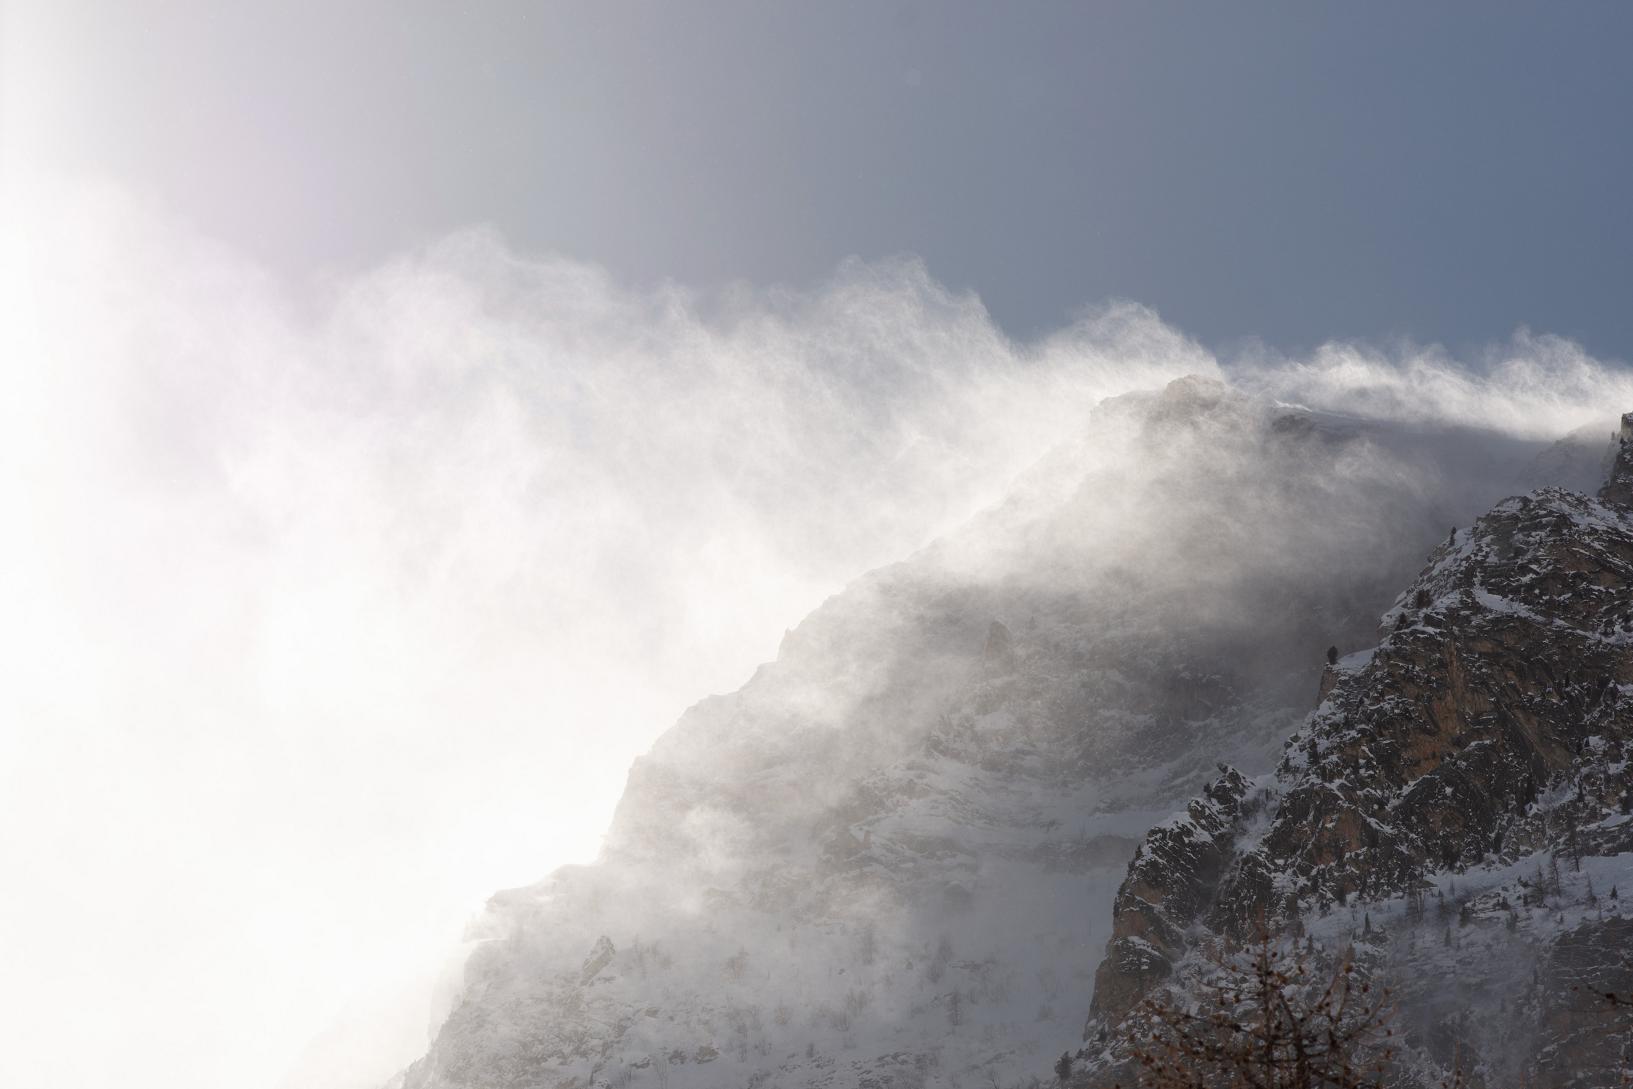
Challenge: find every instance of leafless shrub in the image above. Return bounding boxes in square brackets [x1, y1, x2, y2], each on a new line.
[1121, 933, 1395, 1089]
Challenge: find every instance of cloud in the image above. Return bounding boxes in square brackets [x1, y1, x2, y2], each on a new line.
[1227, 333, 1633, 439]
[1, 175, 1629, 1089]
[0, 178, 1206, 1089]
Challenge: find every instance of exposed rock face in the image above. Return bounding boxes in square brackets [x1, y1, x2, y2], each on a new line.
[1081, 431, 1633, 1087]
[1087, 766, 1252, 1025]
[1600, 412, 1633, 507]
[387, 380, 1568, 1089]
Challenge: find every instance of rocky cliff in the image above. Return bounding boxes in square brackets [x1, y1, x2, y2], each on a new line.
[385, 380, 1609, 1089]
[1081, 420, 1633, 1087]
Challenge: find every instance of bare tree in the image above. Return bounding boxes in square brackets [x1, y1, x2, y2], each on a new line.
[1122, 933, 1395, 1089]
[725, 947, 749, 981]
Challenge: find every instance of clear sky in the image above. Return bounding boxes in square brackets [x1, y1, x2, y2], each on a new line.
[10, 1, 1633, 359]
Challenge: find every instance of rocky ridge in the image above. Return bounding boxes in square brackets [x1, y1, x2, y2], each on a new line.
[384, 381, 1610, 1089]
[1080, 412, 1633, 1087]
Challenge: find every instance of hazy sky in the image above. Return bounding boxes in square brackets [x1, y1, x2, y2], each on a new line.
[9, 1, 1633, 358]
[5, 5, 1633, 1089]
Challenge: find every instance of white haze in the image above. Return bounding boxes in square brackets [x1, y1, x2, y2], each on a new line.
[1, 176, 1631, 1089]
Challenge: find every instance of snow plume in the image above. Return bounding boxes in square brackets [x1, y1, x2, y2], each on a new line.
[1229, 334, 1633, 439]
[0, 179, 1202, 1089]
[1, 176, 1630, 1089]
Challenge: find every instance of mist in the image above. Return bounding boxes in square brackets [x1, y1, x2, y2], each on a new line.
[3, 177, 1632, 1089]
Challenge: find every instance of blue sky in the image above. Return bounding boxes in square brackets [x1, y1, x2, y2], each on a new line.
[11, 1, 1633, 359]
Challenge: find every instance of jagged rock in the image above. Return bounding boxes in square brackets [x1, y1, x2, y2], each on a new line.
[981, 619, 1015, 671]
[1081, 428, 1633, 1088]
[1087, 766, 1250, 1025]
[1599, 412, 1633, 507]
[383, 383, 1602, 1089]
[580, 936, 616, 985]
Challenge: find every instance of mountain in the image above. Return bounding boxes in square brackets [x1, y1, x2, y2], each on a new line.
[1079, 414, 1633, 1087]
[383, 379, 1608, 1089]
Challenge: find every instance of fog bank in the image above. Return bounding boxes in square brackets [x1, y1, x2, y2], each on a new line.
[1, 178, 1629, 1089]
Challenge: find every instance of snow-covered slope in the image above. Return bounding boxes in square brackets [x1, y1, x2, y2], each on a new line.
[386, 379, 1603, 1089]
[1081, 413, 1633, 1088]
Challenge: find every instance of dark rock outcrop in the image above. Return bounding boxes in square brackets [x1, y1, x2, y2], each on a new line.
[1087, 766, 1252, 1026]
[1081, 424, 1633, 1087]
[1600, 412, 1633, 507]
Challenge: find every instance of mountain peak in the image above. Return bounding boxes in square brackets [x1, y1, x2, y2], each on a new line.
[1601, 411, 1633, 506]
[383, 388, 1633, 1089]
[1080, 434, 1633, 1087]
